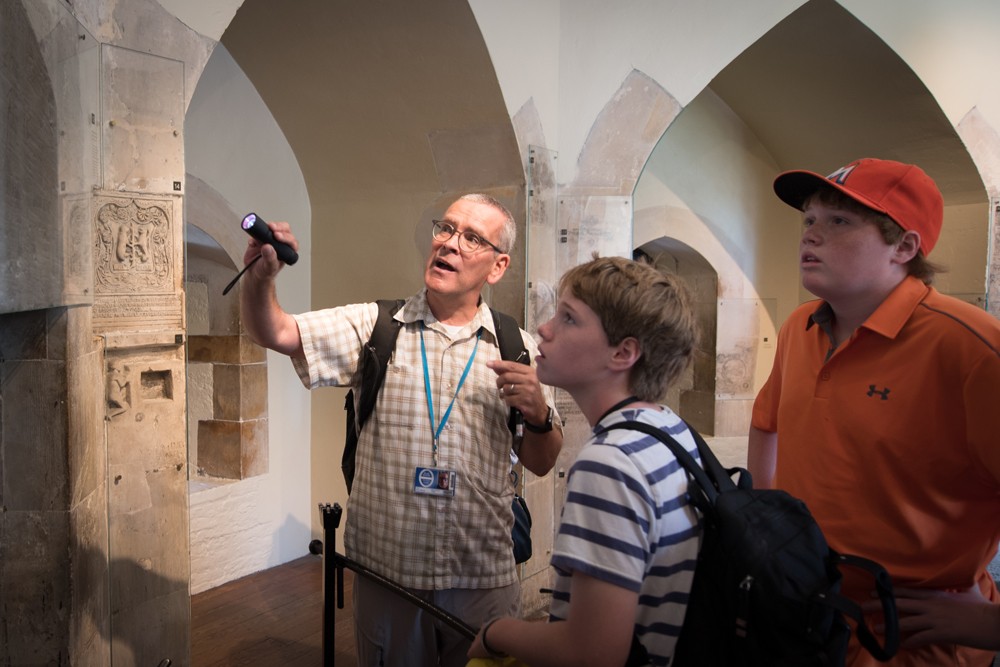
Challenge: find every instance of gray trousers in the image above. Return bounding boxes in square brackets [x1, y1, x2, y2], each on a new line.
[353, 575, 521, 667]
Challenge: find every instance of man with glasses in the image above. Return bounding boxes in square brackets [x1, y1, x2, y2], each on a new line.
[240, 193, 563, 667]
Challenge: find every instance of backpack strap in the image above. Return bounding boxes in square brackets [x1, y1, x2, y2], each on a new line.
[342, 299, 404, 493]
[359, 303, 520, 429]
[345, 302, 525, 490]
[489, 308, 529, 437]
[356, 299, 406, 428]
[821, 553, 900, 661]
[490, 308, 527, 363]
[609, 423, 900, 663]
[603, 420, 743, 511]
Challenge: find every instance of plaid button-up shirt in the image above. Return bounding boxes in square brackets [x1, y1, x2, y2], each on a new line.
[292, 289, 550, 589]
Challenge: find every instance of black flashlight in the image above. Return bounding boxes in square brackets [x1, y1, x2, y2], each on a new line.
[241, 212, 298, 265]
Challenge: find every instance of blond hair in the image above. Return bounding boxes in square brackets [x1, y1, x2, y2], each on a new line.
[558, 254, 697, 401]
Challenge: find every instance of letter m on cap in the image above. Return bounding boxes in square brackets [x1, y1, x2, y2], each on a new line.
[826, 164, 857, 185]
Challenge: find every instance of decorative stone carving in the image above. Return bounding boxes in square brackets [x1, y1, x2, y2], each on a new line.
[92, 192, 183, 337]
[95, 198, 172, 291]
[107, 362, 131, 419]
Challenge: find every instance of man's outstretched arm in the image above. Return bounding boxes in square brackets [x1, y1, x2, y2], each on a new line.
[239, 220, 304, 358]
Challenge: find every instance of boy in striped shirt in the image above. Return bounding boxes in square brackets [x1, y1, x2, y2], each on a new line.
[469, 255, 703, 666]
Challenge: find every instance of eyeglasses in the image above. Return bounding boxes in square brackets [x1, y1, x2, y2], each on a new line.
[431, 220, 506, 254]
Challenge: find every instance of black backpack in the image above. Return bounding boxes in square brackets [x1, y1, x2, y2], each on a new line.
[606, 420, 899, 667]
[342, 298, 529, 491]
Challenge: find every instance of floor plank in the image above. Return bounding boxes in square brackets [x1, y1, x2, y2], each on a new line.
[191, 555, 355, 666]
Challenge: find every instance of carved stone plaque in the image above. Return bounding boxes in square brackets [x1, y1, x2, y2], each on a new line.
[92, 192, 183, 335]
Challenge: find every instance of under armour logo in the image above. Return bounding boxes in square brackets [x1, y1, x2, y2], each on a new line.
[867, 385, 890, 400]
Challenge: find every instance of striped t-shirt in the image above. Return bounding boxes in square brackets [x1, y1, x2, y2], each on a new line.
[549, 405, 701, 665]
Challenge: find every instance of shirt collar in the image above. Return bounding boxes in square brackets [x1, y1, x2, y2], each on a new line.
[399, 289, 497, 341]
[806, 276, 930, 340]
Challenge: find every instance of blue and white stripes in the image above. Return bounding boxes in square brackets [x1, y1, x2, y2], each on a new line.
[549, 406, 702, 665]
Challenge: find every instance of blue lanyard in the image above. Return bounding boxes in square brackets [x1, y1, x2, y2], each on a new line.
[420, 323, 481, 465]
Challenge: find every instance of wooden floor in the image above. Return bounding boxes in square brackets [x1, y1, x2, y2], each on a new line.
[191, 555, 356, 666]
[191, 557, 1000, 666]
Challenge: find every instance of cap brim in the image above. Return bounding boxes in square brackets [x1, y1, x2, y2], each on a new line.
[773, 170, 833, 211]
[773, 168, 889, 216]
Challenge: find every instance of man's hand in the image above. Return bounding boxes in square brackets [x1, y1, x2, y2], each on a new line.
[488, 358, 561, 476]
[239, 220, 303, 357]
[488, 359, 547, 426]
[243, 220, 299, 280]
[867, 584, 1000, 651]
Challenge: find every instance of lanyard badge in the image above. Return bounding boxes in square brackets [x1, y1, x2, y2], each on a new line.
[416, 324, 481, 497]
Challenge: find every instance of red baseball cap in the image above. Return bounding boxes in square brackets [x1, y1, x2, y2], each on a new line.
[773, 158, 943, 256]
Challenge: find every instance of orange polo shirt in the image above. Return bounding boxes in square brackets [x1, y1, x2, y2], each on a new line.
[752, 276, 1000, 667]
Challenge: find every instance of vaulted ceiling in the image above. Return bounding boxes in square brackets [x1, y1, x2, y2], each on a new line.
[710, 0, 984, 204]
[219, 0, 986, 230]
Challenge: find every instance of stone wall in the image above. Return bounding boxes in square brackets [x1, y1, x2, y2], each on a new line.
[1, 0, 214, 663]
[1, 1, 109, 663]
[188, 334, 268, 480]
[0, 307, 109, 664]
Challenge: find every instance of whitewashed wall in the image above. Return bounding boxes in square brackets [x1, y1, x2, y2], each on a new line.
[184, 44, 312, 593]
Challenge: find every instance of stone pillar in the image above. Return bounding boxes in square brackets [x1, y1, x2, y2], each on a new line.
[1, 1, 111, 663]
[76, 1, 211, 662]
[3, 0, 212, 661]
[93, 158, 190, 667]
[0, 307, 110, 664]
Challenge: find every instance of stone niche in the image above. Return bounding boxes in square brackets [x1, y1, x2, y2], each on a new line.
[187, 334, 268, 480]
[185, 217, 270, 482]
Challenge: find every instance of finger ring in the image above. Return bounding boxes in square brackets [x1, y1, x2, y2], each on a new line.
[508, 384, 516, 395]
[499, 386, 505, 397]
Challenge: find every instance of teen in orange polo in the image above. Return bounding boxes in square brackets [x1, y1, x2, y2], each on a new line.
[749, 158, 1000, 666]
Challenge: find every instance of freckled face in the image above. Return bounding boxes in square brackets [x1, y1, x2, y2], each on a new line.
[798, 201, 904, 305]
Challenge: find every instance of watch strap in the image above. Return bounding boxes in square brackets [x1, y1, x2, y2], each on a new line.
[524, 406, 553, 433]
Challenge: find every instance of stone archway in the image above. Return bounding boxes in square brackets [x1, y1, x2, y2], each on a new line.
[635, 237, 718, 437]
[632, 203, 775, 461]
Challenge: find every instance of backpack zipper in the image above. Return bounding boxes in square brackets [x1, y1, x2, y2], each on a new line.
[736, 575, 753, 638]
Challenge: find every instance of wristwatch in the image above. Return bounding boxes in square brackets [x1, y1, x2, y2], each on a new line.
[524, 406, 554, 434]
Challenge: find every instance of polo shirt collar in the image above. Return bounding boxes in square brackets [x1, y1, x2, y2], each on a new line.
[806, 276, 930, 340]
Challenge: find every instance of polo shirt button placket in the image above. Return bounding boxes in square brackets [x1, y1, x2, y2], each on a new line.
[815, 369, 833, 398]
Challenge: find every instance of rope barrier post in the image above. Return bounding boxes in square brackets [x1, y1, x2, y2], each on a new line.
[319, 502, 343, 667]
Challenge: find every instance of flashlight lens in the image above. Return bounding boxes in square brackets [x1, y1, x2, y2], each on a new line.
[242, 213, 256, 230]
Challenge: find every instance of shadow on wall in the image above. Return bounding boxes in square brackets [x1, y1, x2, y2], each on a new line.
[77, 546, 186, 666]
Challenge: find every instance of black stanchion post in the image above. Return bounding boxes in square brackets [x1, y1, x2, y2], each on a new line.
[320, 502, 342, 667]
[319, 499, 475, 666]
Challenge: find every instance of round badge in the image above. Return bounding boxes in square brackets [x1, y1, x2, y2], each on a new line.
[418, 468, 435, 488]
